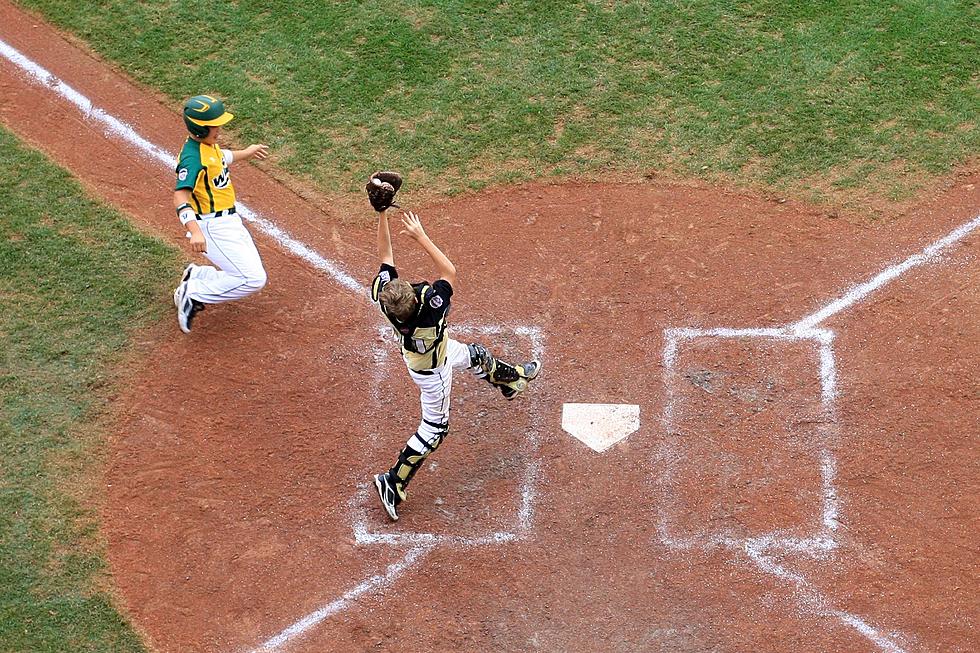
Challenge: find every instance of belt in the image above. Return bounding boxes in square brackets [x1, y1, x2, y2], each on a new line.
[413, 369, 436, 375]
[198, 206, 236, 220]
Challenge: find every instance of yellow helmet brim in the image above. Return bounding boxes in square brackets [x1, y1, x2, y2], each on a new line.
[187, 111, 234, 127]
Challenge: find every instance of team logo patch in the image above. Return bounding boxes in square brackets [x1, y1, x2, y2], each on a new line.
[429, 294, 444, 309]
[177, 168, 188, 181]
[213, 170, 231, 189]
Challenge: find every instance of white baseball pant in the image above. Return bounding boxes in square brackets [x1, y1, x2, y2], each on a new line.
[405, 338, 477, 452]
[184, 214, 266, 304]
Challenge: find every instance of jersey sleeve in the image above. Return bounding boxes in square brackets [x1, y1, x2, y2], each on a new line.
[431, 279, 453, 300]
[175, 152, 204, 192]
[371, 263, 398, 302]
[421, 279, 453, 314]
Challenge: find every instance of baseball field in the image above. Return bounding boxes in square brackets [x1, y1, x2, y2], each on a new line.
[1, 1, 977, 652]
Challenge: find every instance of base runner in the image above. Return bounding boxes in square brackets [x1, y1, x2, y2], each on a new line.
[172, 94, 269, 333]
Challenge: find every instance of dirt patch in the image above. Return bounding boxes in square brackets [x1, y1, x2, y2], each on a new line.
[1, 3, 978, 652]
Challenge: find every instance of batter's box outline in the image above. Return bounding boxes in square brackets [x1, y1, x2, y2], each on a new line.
[351, 322, 546, 549]
[659, 326, 840, 554]
[651, 215, 979, 653]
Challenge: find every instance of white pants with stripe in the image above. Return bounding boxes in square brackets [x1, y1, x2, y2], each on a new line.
[185, 214, 266, 304]
[405, 338, 475, 451]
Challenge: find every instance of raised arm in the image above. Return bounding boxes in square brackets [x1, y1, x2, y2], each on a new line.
[377, 210, 394, 266]
[400, 211, 456, 286]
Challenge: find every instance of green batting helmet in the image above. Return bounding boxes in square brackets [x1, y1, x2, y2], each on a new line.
[183, 94, 234, 138]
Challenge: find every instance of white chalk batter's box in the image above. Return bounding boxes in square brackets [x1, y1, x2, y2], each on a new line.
[355, 324, 544, 547]
[659, 329, 836, 547]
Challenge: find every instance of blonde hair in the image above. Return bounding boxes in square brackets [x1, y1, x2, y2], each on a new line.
[379, 280, 417, 321]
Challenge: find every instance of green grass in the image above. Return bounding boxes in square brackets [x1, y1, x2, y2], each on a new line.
[14, 0, 979, 200]
[0, 2, 976, 649]
[0, 127, 178, 652]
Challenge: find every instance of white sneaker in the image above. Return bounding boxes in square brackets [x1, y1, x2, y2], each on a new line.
[181, 263, 197, 283]
[172, 281, 202, 334]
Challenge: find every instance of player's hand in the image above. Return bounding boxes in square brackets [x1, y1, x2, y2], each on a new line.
[400, 211, 427, 242]
[188, 231, 207, 253]
[245, 144, 269, 160]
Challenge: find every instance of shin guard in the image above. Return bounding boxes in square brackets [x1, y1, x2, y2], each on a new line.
[467, 343, 539, 397]
[388, 426, 446, 502]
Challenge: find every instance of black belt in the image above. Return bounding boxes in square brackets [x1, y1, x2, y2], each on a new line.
[199, 206, 236, 219]
[413, 369, 435, 375]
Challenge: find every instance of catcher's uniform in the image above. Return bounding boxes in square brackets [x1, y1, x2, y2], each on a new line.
[175, 138, 266, 304]
[372, 263, 540, 519]
[373, 263, 475, 456]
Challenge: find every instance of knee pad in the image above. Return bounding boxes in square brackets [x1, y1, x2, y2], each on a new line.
[414, 419, 448, 452]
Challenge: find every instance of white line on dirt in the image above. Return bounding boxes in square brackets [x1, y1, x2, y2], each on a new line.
[246, 545, 433, 653]
[0, 38, 366, 297]
[0, 38, 548, 652]
[743, 545, 909, 653]
[657, 211, 980, 649]
[659, 326, 905, 650]
[819, 450, 840, 534]
[792, 214, 980, 333]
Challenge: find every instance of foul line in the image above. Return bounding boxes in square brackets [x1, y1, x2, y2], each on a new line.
[246, 544, 434, 653]
[0, 38, 365, 297]
[793, 214, 980, 332]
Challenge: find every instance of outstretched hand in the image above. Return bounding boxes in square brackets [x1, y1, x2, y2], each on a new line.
[243, 144, 269, 160]
[400, 211, 428, 242]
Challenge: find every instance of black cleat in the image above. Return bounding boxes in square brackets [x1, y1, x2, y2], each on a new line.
[373, 473, 400, 521]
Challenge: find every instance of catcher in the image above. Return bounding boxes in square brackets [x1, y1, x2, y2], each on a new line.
[366, 172, 541, 521]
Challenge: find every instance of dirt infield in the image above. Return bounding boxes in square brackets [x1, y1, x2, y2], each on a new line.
[2, 3, 978, 652]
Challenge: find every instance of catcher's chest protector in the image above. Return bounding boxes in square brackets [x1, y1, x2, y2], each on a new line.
[389, 284, 452, 371]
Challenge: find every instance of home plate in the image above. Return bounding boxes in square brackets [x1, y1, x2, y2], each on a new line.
[561, 403, 640, 452]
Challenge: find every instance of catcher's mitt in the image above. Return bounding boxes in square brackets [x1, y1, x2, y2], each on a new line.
[365, 171, 403, 212]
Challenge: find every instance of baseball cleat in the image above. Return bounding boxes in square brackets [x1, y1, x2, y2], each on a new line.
[173, 281, 204, 334]
[180, 263, 197, 283]
[500, 360, 541, 399]
[374, 473, 400, 521]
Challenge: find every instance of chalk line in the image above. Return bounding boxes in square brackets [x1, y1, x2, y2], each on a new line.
[0, 38, 365, 297]
[0, 37, 550, 651]
[657, 210, 980, 650]
[659, 325, 908, 650]
[743, 545, 908, 653]
[246, 545, 433, 653]
[792, 214, 980, 333]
